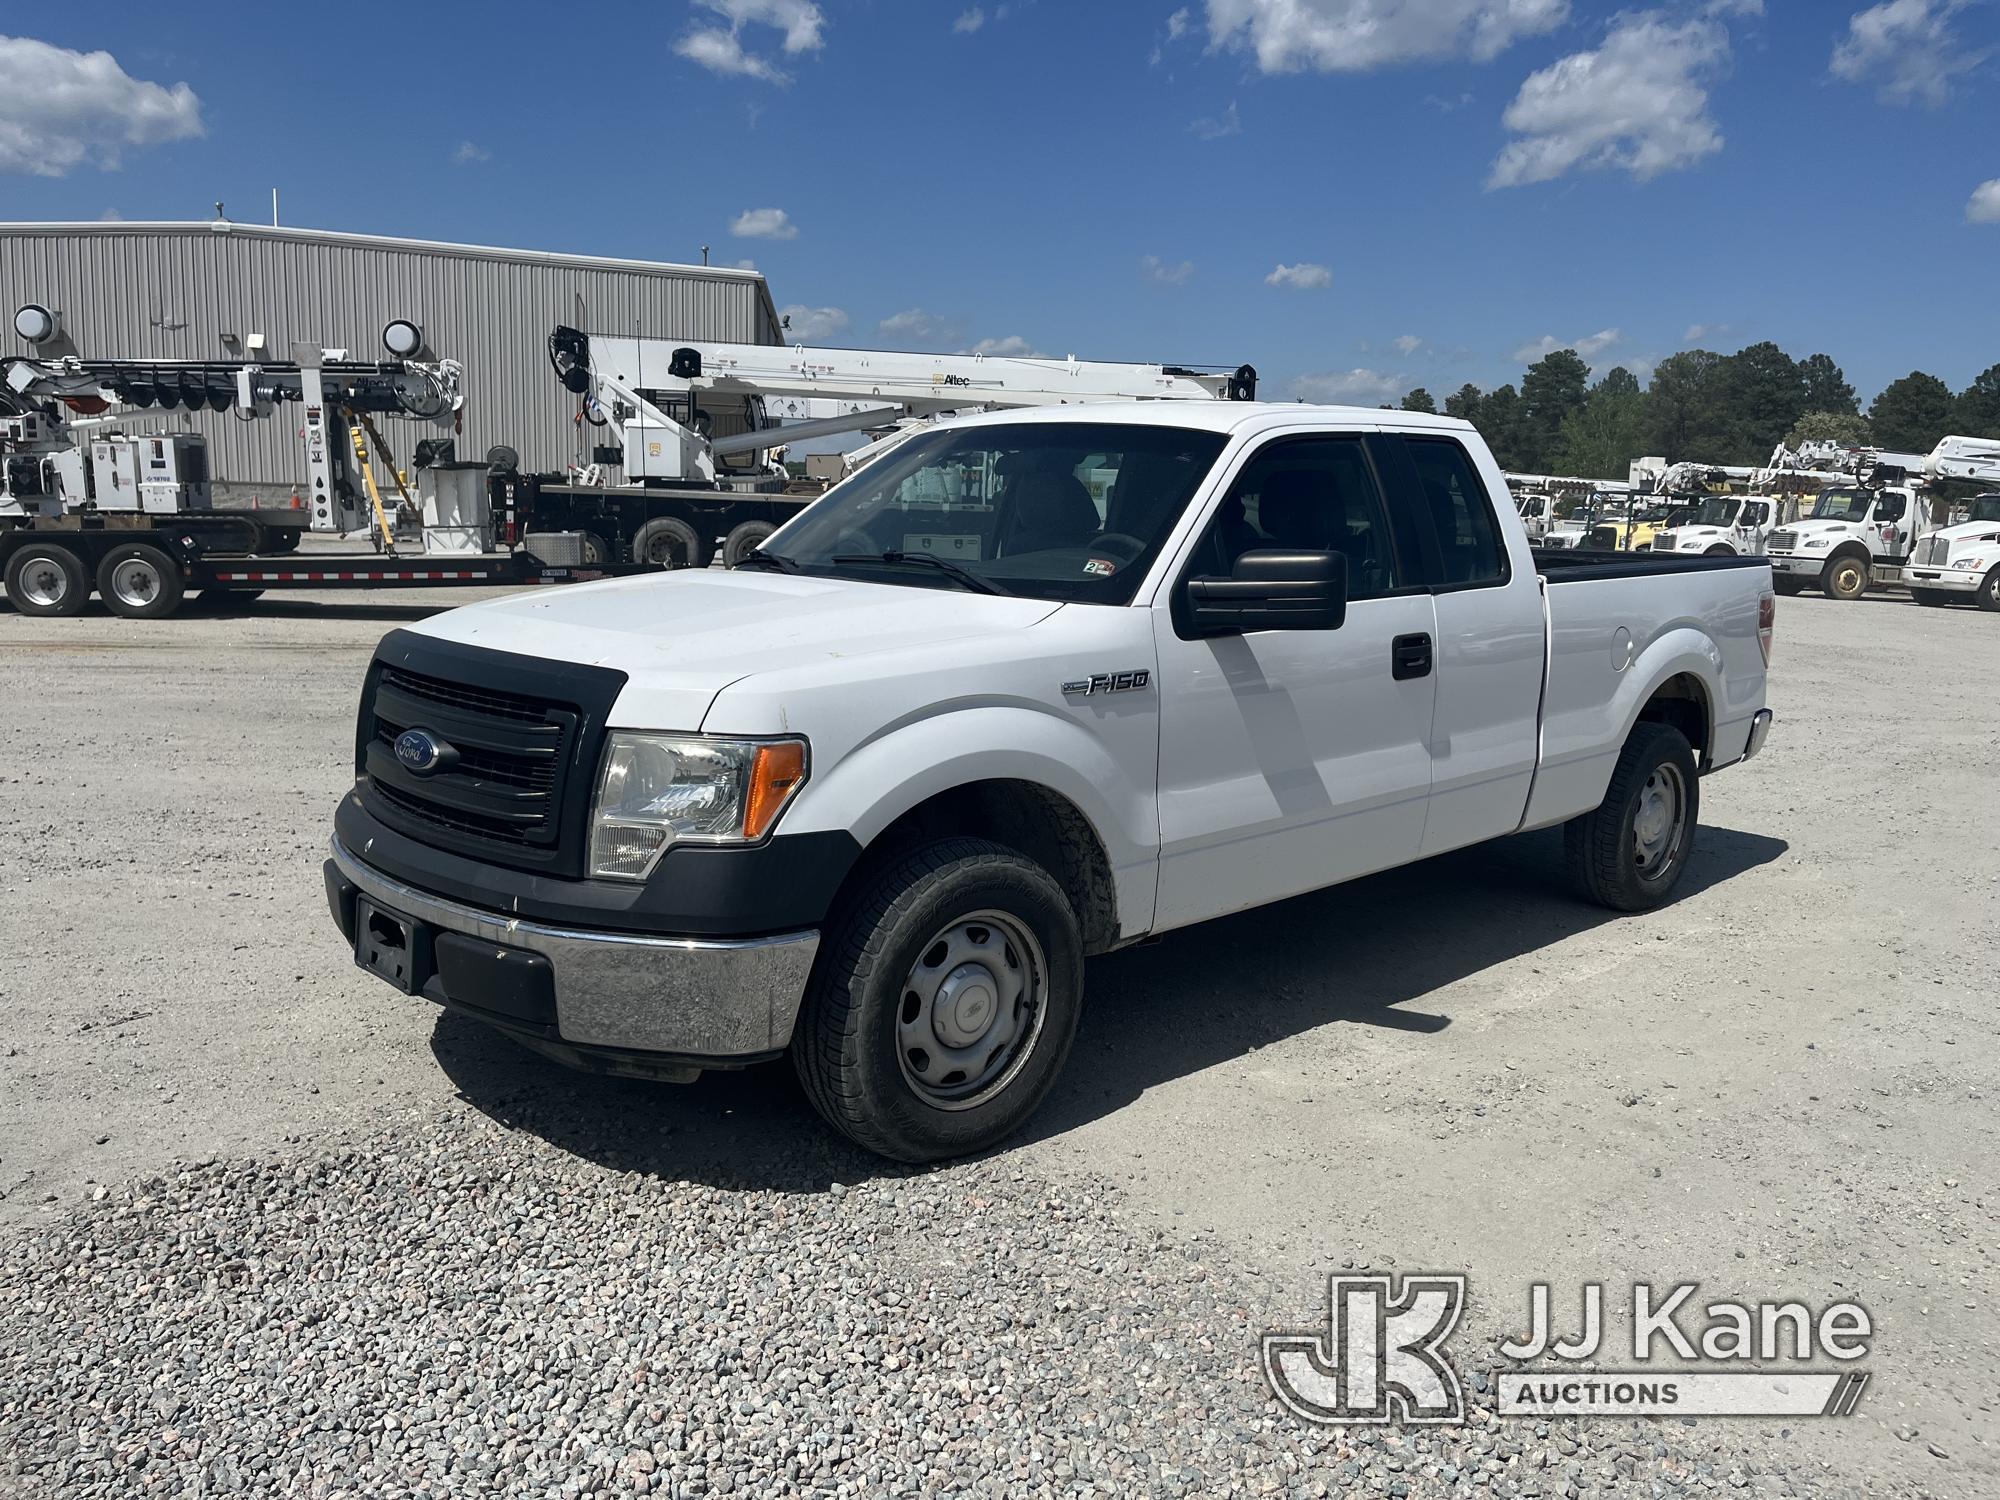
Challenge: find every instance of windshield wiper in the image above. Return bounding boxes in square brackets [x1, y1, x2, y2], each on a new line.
[735, 548, 803, 574]
[830, 550, 1011, 596]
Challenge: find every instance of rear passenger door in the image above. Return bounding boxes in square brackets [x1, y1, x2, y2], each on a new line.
[1376, 433, 1547, 856]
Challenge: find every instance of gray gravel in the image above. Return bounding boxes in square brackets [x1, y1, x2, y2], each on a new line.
[2, 1105, 1860, 1499]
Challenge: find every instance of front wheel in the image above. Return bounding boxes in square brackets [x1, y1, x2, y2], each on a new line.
[1773, 575, 1805, 596]
[1820, 553, 1869, 601]
[793, 838, 1084, 1162]
[1910, 588, 1951, 608]
[1564, 722, 1700, 912]
[1977, 568, 2000, 614]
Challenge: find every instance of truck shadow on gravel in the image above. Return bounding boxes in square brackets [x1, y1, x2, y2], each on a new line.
[428, 822, 1786, 1193]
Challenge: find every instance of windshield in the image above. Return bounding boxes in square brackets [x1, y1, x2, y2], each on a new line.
[767, 421, 1228, 604]
[1968, 496, 2000, 523]
[1688, 498, 1740, 527]
[1811, 489, 1873, 522]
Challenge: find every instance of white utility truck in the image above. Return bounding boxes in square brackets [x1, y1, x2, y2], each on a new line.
[1764, 483, 1924, 599]
[325, 404, 1776, 1160]
[1901, 492, 2000, 610]
[1646, 495, 1777, 557]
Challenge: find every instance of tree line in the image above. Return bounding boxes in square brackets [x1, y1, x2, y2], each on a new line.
[1392, 345, 2000, 481]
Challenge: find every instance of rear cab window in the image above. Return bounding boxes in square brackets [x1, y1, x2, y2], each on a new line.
[1382, 433, 1510, 589]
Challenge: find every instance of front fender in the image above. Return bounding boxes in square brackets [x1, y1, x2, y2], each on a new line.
[779, 704, 1159, 938]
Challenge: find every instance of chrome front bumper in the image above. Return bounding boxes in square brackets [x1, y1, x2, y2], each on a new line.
[329, 835, 819, 1062]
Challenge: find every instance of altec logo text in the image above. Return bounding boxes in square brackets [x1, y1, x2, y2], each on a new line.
[1263, 1276, 1874, 1424]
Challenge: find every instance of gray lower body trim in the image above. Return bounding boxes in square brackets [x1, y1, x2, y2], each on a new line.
[330, 835, 818, 1058]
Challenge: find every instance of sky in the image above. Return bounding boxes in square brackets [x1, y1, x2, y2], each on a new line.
[2, 1, 1997, 408]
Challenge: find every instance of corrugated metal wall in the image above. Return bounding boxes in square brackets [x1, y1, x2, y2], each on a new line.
[0, 223, 780, 489]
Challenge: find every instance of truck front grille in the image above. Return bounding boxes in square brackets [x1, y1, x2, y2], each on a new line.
[1768, 530, 1797, 553]
[1915, 534, 1951, 566]
[354, 633, 626, 878]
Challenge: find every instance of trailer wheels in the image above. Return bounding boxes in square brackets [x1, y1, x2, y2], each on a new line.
[793, 837, 1085, 1162]
[577, 531, 611, 568]
[4, 541, 90, 618]
[1564, 721, 1700, 913]
[630, 517, 708, 570]
[95, 543, 186, 619]
[1821, 552, 1869, 601]
[722, 520, 777, 568]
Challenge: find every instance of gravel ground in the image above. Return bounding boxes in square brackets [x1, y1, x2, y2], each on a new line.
[1, 579, 1995, 1497]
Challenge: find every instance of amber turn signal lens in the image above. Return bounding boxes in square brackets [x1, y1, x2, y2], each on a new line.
[743, 740, 809, 840]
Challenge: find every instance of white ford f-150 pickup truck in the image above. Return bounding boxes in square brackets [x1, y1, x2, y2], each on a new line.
[326, 404, 1776, 1160]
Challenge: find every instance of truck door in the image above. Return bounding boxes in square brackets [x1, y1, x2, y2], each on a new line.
[1149, 432, 1437, 930]
[1739, 498, 1772, 552]
[1376, 434, 1547, 857]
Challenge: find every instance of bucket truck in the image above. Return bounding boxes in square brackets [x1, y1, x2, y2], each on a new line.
[493, 325, 1256, 569]
[1896, 437, 2000, 610]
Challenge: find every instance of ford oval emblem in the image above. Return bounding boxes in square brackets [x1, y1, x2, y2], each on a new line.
[394, 727, 448, 775]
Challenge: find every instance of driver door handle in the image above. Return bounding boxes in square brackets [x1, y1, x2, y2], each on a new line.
[1392, 632, 1432, 681]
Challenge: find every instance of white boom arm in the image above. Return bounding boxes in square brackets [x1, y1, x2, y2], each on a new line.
[547, 326, 1253, 485]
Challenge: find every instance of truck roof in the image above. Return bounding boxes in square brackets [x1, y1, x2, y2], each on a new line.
[924, 400, 1480, 440]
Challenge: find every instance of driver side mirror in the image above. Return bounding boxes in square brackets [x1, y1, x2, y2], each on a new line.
[1186, 549, 1347, 635]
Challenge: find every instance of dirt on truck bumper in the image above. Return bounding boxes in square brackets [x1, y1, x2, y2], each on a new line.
[325, 834, 820, 1080]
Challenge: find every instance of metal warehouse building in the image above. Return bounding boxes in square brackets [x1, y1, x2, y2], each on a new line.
[0, 220, 781, 490]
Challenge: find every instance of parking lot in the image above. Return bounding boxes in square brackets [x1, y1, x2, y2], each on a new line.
[1, 585, 1994, 1498]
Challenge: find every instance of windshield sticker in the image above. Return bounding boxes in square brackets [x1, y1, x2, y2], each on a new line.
[1083, 557, 1118, 577]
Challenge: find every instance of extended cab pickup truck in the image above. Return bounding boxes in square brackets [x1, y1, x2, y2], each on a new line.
[326, 405, 1776, 1160]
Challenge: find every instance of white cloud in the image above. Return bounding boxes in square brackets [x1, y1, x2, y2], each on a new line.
[1189, 101, 1242, 138]
[1830, 0, 1977, 108]
[1423, 90, 1477, 111]
[98, 207, 123, 222]
[733, 258, 758, 271]
[1968, 179, 2000, 224]
[1489, 12, 1734, 188]
[1141, 254, 1194, 286]
[1510, 328, 1621, 363]
[1394, 333, 1425, 354]
[1169, 6, 1194, 39]
[452, 140, 489, 165]
[730, 206, 798, 239]
[1265, 261, 1333, 289]
[1682, 321, 1732, 341]
[777, 304, 848, 340]
[968, 335, 1039, 356]
[0, 35, 202, 176]
[879, 308, 963, 344]
[1292, 368, 1405, 405]
[1206, 0, 1568, 73]
[954, 7, 986, 32]
[676, 0, 825, 83]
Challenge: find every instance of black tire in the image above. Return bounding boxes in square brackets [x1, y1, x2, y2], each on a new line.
[577, 531, 611, 568]
[793, 837, 1085, 1162]
[722, 519, 777, 568]
[4, 541, 90, 618]
[1820, 551, 1869, 600]
[1772, 575, 1805, 596]
[94, 543, 187, 619]
[630, 516, 709, 570]
[1910, 588, 1951, 608]
[1704, 544, 1734, 556]
[1564, 722, 1701, 913]
[1977, 568, 2000, 614]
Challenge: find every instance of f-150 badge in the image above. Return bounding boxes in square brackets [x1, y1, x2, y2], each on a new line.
[1062, 670, 1151, 697]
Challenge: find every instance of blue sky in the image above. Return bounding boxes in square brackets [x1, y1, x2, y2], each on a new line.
[3, 1, 1997, 406]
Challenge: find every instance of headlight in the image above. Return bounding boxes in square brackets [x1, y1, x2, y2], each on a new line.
[1959, 556, 1990, 570]
[1804, 538, 1831, 549]
[589, 733, 808, 880]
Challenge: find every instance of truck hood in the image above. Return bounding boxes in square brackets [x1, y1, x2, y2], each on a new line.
[410, 569, 1063, 730]
[1927, 520, 2000, 547]
[1782, 519, 1860, 539]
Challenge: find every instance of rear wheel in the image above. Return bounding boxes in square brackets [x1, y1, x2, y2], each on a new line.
[4, 541, 90, 618]
[1910, 588, 1951, 608]
[1820, 552, 1869, 600]
[1564, 722, 1700, 912]
[95, 543, 186, 619]
[793, 837, 1084, 1162]
[722, 519, 777, 568]
[630, 516, 709, 570]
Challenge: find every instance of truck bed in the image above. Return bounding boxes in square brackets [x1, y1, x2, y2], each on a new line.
[1535, 548, 1769, 582]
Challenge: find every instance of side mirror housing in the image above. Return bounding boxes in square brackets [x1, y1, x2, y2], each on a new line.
[1186, 549, 1347, 635]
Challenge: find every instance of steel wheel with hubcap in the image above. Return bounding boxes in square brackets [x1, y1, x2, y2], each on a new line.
[794, 836, 1084, 1161]
[1821, 553, 1868, 601]
[1565, 721, 1700, 911]
[5, 542, 90, 618]
[895, 909, 1047, 1110]
[96, 543, 186, 619]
